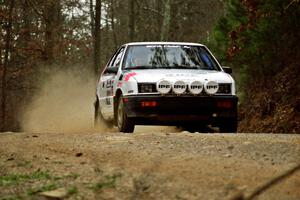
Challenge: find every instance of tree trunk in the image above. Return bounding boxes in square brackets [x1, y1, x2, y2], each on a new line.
[17, 0, 31, 61]
[23, 0, 31, 43]
[94, 0, 102, 74]
[128, 0, 135, 41]
[160, 0, 171, 41]
[111, 0, 118, 49]
[90, 0, 95, 39]
[1, 0, 15, 131]
[156, 0, 162, 40]
[44, 0, 61, 62]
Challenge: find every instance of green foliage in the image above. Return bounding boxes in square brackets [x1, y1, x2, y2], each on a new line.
[206, 0, 300, 94]
[0, 171, 51, 187]
[90, 173, 122, 191]
[206, 0, 247, 63]
[26, 183, 59, 196]
[67, 186, 78, 195]
[0, 170, 81, 199]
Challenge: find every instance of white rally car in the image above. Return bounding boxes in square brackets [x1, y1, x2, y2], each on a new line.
[94, 42, 238, 133]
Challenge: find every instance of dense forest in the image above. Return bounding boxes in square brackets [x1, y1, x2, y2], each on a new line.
[0, 0, 299, 133]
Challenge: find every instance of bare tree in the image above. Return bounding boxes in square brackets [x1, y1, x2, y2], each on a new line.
[128, 0, 135, 41]
[160, 0, 171, 41]
[110, 0, 118, 48]
[94, 0, 102, 74]
[90, 0, 95, 39]
[1, 0, 15, 131]
[44, 0, 61, 62]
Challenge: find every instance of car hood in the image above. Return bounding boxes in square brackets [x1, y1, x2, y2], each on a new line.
[127, 69, 233, 83]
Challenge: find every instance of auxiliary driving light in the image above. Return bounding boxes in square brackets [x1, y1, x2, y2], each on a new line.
[172, 80, 187, 94]
[188, 80, 203, 95]
[204, 81, 219, 95]
[156, 79, 172, 94]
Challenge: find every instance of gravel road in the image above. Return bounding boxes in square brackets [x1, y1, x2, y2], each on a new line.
[0, 127, 300, 200]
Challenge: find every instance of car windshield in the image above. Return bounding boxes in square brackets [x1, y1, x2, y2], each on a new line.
[123, 45, 220, 70]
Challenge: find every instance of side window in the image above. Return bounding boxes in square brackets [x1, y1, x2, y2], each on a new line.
[103, 48, 119, 73]
[111, 47, 125, 68]
[107, 52, 118, 67]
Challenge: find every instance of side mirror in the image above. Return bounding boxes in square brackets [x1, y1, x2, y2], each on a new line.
[104, 67, 118, 74]
[222, 66, 232, 74]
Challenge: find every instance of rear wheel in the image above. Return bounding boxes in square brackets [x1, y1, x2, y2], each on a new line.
[117, 95, 134, 133]
[219, 118, 237, 133]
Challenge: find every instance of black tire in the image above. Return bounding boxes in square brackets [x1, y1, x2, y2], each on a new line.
[219, 118, 238, 133]
[94, 97, 113, 129]
[117, 95, 134, 133]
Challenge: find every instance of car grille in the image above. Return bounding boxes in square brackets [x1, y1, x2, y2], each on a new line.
[138, 83, 231, 95]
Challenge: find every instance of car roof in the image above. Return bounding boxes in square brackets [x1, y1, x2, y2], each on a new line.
[125, 42, 205, 47]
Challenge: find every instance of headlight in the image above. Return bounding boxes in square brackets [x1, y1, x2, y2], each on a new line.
[204, 81, 219, 95]
[139, 83, 155, 93]
[172, 80, 187, 94]
[217, 83, 231, 94]
[156, 79, 172, 94]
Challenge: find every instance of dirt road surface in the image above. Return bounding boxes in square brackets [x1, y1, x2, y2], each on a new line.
[1, 127, 300, 200]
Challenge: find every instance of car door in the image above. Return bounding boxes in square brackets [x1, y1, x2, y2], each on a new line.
[99, 47, 125, 119]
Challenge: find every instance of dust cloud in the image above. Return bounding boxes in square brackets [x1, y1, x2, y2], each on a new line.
[20, 66, 178, 134]
[21, 67, 100, 133]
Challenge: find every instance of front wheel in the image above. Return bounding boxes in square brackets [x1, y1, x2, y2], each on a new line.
[117, 96, 134, 133]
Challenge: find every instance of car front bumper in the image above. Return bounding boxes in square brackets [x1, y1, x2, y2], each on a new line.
[122, 95, 238, 126]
